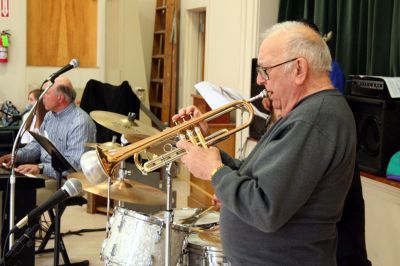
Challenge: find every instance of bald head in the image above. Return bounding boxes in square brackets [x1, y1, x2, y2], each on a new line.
[43, 76, 76, 112]
[53, 76, 76, 103]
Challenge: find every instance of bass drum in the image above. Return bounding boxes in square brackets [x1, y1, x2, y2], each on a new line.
[101, 207, 189, 266]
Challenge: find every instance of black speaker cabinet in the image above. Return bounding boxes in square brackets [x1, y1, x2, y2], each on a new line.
[250, 58, 269, 140]
[346, 96, 400, 176]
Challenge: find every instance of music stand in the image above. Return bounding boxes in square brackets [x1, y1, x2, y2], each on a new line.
[194, 81, 270, 158]
[29, 131, 83, 266]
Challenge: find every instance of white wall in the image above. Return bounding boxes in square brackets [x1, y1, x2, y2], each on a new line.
[105, 0, 155, 124]
[0, 0, 29, 109]
[0, 0, 155, 118]
[0, 1, 105, 110]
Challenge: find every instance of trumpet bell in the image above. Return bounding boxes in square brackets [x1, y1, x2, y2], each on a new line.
[80, 150, 111, 184]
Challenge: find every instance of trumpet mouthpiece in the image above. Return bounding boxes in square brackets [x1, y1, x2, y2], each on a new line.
[249, 90, 268, 102]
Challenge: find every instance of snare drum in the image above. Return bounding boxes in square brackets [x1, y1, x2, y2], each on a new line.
[101, 207, 189, 266]
[155, 208, 220, 229]
[182, 228, 230, 266]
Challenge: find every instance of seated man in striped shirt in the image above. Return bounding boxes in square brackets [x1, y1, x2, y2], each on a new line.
[0, 76, 96, 179]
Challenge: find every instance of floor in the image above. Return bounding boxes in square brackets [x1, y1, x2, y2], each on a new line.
[35, 178, 190, 266]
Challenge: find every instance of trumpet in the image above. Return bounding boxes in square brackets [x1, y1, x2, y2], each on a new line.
[84, 90, 268, 179]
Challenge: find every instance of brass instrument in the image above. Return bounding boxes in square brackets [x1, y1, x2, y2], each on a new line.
[85, 90, 267, 178]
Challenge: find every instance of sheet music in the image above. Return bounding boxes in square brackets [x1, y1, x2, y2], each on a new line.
[194, 81, 269, 119]
[377, 76, 400, 98]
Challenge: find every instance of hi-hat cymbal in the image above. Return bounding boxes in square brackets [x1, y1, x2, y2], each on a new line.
[67, 172, 166, 205]
[86, 179, 166, 205]
[90, 111, 160, 136]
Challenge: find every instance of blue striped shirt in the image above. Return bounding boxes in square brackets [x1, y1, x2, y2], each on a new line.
[17, 103, 96, 178]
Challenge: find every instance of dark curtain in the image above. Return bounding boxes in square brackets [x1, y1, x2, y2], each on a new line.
[278, 0, 400, 77]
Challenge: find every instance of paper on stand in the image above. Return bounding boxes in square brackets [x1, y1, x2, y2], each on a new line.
[194, 81, 269, 119]
[377, 76, 400, 98]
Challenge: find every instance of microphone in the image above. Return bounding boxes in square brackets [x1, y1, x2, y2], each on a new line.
[47, 59, 80, 82]
[10, 178, 82, 233]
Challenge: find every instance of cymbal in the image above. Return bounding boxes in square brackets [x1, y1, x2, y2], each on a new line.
[85, 142, 122, 150]
[67, 172, 166, 205]
[67, 172, 95, 190]
[90, 111, 160, 136]
[123, 133, 149, 144]
[199, 227, 222, 246]
[85, 179, 166, 206]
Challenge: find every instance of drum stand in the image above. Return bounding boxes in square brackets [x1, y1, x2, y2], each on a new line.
[105, 137, 130, 234]
[106, 159, 130, 214]
[164, 162, 176, 266]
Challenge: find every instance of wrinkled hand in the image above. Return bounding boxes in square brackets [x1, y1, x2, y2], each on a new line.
[172, 105, 209, 136]
[211, 194, 221, 211]
[177, 140, 222, 181]
[15, 164, 40, 175]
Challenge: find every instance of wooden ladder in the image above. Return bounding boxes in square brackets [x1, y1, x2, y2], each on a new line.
[149, 0, 180, 125]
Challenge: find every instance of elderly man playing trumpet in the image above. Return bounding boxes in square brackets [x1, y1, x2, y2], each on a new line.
[175, 21, 357, 265]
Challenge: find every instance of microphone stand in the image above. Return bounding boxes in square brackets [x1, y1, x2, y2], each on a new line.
[8, 80, 53, 249]
[1, 223, 40, 265]
[164, 162, 175, 266]
[28, 131, 83, 266]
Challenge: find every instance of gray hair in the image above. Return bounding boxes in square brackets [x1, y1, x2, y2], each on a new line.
[56, 84, 76, 103]
[262, 21, 332, 73]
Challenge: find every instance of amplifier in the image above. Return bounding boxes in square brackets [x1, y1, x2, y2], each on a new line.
[348, 75, 400, 100]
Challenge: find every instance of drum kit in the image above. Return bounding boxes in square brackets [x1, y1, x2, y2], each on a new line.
[70, 110, 230, 266]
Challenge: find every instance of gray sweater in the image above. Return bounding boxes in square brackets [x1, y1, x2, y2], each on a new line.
[212, 89, 357, 266]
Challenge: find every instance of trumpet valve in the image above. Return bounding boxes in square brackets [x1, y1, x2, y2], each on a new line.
[185, 129, 197, 145]
[194, 126, 208, 149]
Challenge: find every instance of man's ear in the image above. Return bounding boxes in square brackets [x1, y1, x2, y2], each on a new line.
[57, 92, 64, 104]
[294, 58, 308, 84]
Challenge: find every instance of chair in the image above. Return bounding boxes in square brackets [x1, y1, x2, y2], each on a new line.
[80, 79, 141, 143]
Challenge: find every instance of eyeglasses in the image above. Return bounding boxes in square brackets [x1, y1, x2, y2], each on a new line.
[256, 58, 298, 80]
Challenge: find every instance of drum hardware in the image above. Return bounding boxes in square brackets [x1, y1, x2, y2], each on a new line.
[164, 162, 176, 266]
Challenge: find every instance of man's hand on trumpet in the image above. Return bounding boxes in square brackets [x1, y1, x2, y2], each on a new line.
[172, 105, 209, 135]
[173, 105, 223, 180]
[177, 139, 222, 181]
